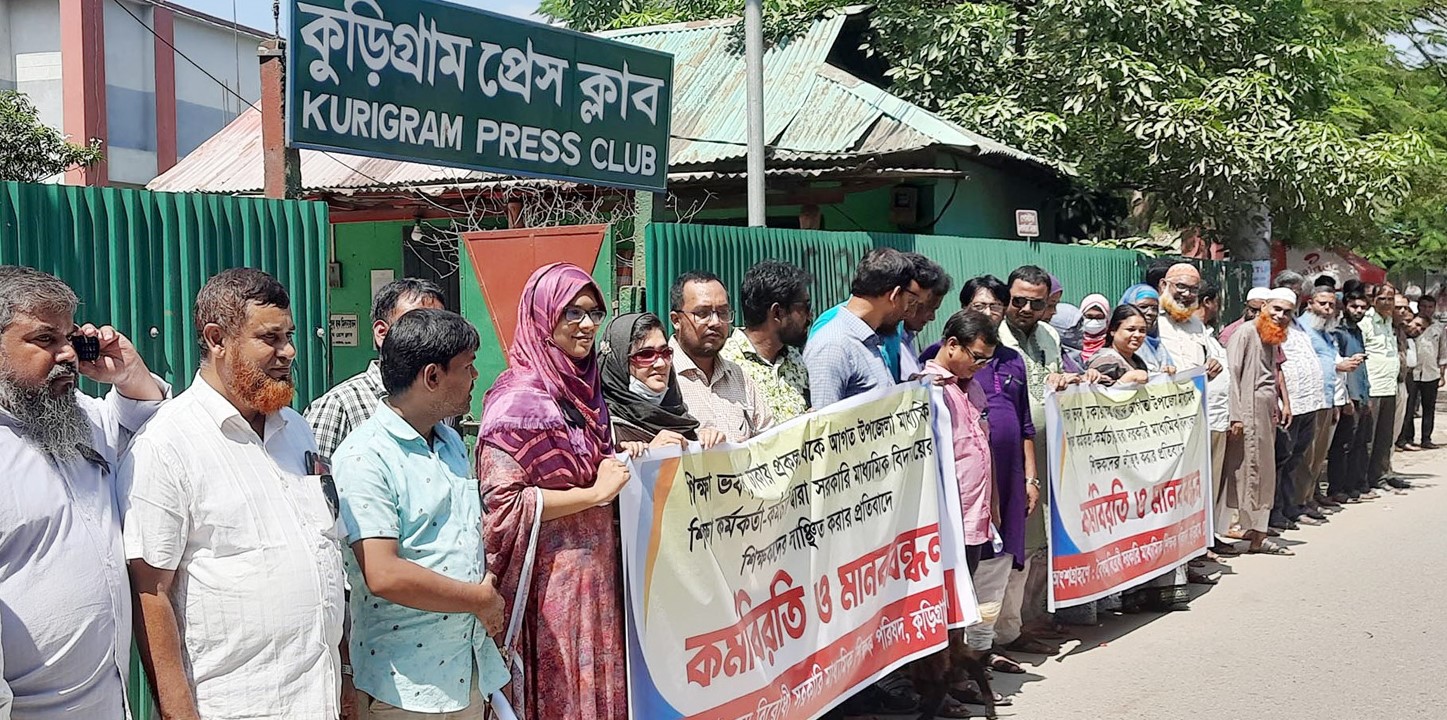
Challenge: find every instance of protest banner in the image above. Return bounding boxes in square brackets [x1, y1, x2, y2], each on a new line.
[618, 383, 977, 720]
[1045, 368, 1212, 609]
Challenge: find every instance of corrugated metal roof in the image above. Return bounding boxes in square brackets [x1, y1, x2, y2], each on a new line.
[148, 6, 1058, 195]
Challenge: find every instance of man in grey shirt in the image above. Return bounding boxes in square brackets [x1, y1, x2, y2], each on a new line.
[803, 247, 920, 409]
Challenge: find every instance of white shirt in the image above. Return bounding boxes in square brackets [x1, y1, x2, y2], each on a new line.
[0, 382, 167, 720]
[1158, 314, 1231, 432]
[120, 376, 345, 720]
[1281, 326, 1328, 414]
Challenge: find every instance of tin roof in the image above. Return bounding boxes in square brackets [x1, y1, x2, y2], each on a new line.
[148, 6, 1058, 195]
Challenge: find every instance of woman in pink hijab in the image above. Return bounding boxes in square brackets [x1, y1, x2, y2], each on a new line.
[477, 263, 630, 719]
[1078, 294, 1112, 364]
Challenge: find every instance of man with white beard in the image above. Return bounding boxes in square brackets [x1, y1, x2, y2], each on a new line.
[0, 265, 168, 719]
[1155, 263, 1239, 560]
[1296, 288, 1360, 515]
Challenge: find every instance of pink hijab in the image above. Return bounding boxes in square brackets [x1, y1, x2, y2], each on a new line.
[479, 263, 612, 481]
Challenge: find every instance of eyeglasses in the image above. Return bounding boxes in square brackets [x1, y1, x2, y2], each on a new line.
[562, 306, 607, 325]
[628, 345, 674, 367]
[1009, 296, 1047, 311]
[682, 307, 733, 323]
[1135, 304, 1161, 316]
[969, 301, 1005, 314]
[1166, 280, 1200, 294]
[966, 346, 995, 365]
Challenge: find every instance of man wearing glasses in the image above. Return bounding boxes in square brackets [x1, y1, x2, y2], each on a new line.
[1155, 263, 1238, 557]
[804, 249, 922, 411]
[993, 264, 1084, 653]
[668, 271, 774, 442]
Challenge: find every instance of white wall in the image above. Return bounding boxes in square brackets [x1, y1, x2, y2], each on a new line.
[2, 0, 64, 130]
[104, 0, 158, 184]
[172, 12, 262, 157]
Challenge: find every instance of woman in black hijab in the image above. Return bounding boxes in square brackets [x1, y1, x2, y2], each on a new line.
[598, 312, 725, 450]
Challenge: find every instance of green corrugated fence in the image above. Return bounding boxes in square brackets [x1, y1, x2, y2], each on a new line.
[1, 181, 330, 720]
[0, 182, 331, 406]
[644, 223, 1253, 341]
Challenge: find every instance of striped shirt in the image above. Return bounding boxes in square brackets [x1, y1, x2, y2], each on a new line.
[671, 338, 775, 443]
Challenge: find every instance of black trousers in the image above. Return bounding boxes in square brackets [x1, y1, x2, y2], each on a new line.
[1348, 401, 1378, 494]
[1399, 379, 1439, 445]
[1273, 411, 1316, 521]
[1326, 403, 1360, 496]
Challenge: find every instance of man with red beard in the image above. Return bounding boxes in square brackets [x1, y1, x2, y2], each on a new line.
[1, 266, 168, 720]
[123, 269, 349, 720]
[1223, 288, 1296, 555]
[1155, 263, 1238, 559]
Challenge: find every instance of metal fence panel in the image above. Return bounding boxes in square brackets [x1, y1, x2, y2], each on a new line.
[0, 182, 330, 406]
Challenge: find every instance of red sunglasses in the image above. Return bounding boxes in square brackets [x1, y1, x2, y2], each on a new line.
[629, 346, 674, 367]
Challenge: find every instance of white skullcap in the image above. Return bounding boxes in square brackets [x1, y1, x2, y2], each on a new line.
[1247, 287, 1272, 302]
[1267, 288, 1297, 304]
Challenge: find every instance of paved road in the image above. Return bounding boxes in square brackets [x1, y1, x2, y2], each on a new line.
[984, 420, 1447, 719]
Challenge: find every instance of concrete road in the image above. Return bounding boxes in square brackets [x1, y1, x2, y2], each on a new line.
[984, 429, 1447, 719]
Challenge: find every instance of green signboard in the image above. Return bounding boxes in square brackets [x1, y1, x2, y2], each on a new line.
[288, 0, 672, 191]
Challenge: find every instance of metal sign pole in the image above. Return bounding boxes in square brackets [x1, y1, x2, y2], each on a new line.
[745, 0, 766, 227]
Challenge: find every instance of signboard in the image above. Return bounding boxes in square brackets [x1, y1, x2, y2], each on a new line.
[1015, 209, 1040, 238]
[288, 0, 673, 191]
[329, 313, 359, 346]
[1045, 368, 1211, 609]
[619, 384, 977, 720]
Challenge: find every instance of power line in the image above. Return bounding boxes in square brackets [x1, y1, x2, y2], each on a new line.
[110, 0, 390, 188]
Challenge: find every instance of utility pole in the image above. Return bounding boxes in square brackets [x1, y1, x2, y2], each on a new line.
[745, 0, 766, 227]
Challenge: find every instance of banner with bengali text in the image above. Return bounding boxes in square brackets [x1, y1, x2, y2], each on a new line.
[1046, 368, 1212, 609]
[618, 383, 978, 720]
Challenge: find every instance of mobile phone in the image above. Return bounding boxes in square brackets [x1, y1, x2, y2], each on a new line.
[70, 335, 100, 362]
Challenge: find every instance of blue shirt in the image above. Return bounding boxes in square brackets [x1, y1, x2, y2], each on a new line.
[1334, 323, 1370, 403]
[333, 402, 509, 712]
[804, 307, 899, 408]
[813, 303, 902, 381]
[1299, 320, 1339, 406]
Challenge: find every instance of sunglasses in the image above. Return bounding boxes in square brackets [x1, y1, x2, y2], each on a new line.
[1010, 296, 1047, 311]
[629, 345, 674, 367]
[562, 306, 607, 325]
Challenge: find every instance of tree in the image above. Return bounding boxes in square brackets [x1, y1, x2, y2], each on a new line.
[542, 0, 1435, 262]
[0, 91, 104, 183]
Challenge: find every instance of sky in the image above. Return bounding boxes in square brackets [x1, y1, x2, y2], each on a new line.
[171, 0, 543, 34]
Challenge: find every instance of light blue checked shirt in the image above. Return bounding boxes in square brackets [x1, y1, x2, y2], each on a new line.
[334, 402, 509, 713]
[804, 308, 898, 409]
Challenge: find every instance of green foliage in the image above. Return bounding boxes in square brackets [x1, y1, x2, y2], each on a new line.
[0, 91, 103, 183]
[542, 0, 1445, 265]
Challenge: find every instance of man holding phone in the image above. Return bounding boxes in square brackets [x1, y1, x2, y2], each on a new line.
[332, 309, 508, 719]
[0, 266, 168, 719]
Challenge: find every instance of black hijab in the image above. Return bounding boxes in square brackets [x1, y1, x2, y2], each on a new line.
[598, 313, 700, 440]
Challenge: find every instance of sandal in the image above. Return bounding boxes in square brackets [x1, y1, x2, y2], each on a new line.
[986, 652, 1025, 674]
[1248, 540, 1294, 556]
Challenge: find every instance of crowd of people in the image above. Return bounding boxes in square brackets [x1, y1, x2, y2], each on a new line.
[0, 249, 1442, 720]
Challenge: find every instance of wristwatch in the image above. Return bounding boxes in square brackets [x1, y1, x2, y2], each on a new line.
[341, 664, 354, 678]
[1026, 477, 1041, 488]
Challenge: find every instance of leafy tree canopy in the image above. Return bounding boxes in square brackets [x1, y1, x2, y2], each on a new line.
[543, 0, 1447, 267]
[0, 91, 104, 183]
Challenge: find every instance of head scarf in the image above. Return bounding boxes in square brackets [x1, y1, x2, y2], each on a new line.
[1049, 274, 1064, 298]
[479, 263, 612, 480]
[1121, 283, 1164, 343]
[598, 313, 700, 440]
[1079, 293, 1111, 362]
